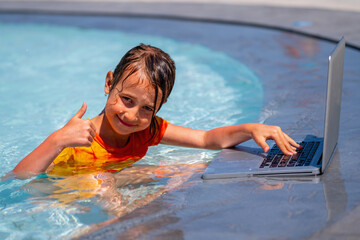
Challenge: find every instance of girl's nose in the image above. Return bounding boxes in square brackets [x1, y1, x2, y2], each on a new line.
[125, 108, 140, 123]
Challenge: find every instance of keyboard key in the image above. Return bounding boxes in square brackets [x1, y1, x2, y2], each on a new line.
[260, 155, 274, 168]
[270, 154, 283, 168]
[279, 154, 291, 167]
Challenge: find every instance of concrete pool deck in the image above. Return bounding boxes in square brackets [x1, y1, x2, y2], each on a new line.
[1, 1, 360, 239]
[0, 0, 360, 49]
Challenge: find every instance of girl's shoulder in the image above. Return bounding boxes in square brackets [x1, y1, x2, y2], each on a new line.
[135, 116, 169, 146]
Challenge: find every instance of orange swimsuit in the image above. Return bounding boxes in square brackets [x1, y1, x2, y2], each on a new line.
[46, 116, 169, 176]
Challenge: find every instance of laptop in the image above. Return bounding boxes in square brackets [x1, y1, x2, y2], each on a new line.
[202, 37, 345, 179]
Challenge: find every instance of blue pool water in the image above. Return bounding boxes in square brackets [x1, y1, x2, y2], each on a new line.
[0, 21, 262, 239]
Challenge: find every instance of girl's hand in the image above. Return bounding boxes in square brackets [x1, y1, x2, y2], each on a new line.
[249, 123, 301, 155]
[56, 102, 97, 149]
[13, 102, 97, 177]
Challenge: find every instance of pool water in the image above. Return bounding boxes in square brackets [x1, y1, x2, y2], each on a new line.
[0, 20, 262, 239]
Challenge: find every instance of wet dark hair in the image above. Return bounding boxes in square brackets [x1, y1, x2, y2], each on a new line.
[110, 44, 176, 141]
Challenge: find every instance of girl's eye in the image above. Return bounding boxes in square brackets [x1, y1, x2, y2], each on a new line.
[144, 106, 154, 112]
[121, 96, 132, 103]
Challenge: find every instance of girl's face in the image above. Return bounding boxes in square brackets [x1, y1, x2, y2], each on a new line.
[103, 71, 162, 137]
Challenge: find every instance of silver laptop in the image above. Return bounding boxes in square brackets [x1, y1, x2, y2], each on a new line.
[202, 37, 345, 179]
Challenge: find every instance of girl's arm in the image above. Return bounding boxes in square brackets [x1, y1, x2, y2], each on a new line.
[13, 102, 96, 178]
[161, 123, 301, 155]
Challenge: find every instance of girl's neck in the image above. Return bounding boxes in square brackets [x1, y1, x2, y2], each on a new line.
[91, 113, 130, 149]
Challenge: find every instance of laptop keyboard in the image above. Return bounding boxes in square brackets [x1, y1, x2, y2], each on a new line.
[260, 141, 320, 168]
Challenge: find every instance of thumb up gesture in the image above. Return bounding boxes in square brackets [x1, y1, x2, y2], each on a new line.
[58, 102, 97, 148]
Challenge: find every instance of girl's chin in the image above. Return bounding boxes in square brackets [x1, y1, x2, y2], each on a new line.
[113, 123, 146, 136]
[104, 114, 149, 135]
[112, 125, 136, 135]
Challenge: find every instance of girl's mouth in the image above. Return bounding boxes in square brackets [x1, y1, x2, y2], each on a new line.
[118, 116, 136, 127]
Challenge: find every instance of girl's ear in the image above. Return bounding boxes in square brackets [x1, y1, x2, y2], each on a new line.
[105, 71, 114, 95]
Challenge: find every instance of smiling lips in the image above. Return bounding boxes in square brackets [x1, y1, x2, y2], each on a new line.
[118, 115, 136, 127]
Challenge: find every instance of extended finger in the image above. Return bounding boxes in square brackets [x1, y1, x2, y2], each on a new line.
[284, 133, 302, 149]
[273, 133, 294, 155]
[281, 133, 297, 154]
[253, 136, 270, 153]
[282, 133, 297, 154]
[73, 102, 87, 119]
[266, 126, 293, 155]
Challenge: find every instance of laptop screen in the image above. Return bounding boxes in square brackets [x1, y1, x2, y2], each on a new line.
[322, 37, 345, 173]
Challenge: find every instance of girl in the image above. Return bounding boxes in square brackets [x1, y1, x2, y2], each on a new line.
[13, 44, 301, 178]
